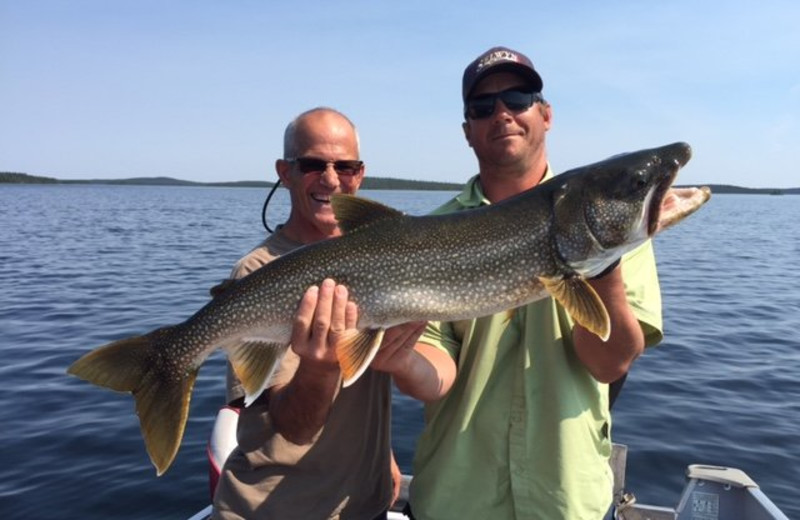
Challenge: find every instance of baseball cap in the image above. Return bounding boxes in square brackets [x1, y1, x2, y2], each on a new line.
[462, 46, 543, 101]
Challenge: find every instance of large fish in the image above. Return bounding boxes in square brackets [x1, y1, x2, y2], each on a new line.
[68, 142, 710, 475]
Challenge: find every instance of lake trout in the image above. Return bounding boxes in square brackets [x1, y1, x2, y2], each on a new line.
[68, 142, 710, 475]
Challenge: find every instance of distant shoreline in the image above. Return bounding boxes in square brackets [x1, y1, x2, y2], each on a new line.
[0, 172, 463, 191]
[1, 171, 797, 194]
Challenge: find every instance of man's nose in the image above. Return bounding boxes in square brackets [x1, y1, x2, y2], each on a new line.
[319, 163, 340, 187]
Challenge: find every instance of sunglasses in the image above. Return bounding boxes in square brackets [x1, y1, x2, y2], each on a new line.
[287, 157, 364, 177]
[465, 88, 543, 120]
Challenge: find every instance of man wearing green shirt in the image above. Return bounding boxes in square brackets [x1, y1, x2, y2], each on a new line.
[408, 47, 663, 519]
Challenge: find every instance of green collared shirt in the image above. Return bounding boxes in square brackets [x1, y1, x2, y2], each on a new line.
[410, 171, 663, 520]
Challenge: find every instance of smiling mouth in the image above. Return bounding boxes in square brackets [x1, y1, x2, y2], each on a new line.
[491, 130, 521, 141]
[311, 194, 332, 204]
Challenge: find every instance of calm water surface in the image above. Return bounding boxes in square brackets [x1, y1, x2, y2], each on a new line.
[1, 185, 798, 518]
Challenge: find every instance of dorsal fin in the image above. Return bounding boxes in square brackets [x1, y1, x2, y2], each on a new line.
[330, 194, 404, 234]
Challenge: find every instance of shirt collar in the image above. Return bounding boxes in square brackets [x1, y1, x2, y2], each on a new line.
[454, 164, 554, 208]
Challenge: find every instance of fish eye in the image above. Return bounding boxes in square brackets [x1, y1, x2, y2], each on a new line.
[632, 170, 649, 191]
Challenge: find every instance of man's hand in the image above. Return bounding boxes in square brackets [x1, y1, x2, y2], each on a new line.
[269, 279, 356, 444]
[291, 281, 455, 404]
[370, 321, 427, 375]
[390, 451, 403, 506]
[289, 278, 357, 371]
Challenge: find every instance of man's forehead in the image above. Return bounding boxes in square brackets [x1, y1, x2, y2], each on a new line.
[297, 118, 354, 143]
[295, 135, 358, 158]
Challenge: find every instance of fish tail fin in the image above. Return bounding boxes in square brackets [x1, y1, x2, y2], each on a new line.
[67, 326, 196, 476]
[336, 328, 385, 387]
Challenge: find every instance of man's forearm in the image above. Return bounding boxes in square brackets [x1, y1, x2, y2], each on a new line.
[393, 343, 456, 402]
[573, 266, 644, 383]
[268, 361, 341, 444]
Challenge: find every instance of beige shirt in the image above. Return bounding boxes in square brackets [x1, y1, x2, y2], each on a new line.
[221, 230, 304, 404]
[212, 230, 394, 519]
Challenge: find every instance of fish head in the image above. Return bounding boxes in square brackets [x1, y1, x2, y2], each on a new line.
[551, 142, 707, 278]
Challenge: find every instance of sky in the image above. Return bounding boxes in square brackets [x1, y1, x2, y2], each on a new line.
[1, 1, 798, 188]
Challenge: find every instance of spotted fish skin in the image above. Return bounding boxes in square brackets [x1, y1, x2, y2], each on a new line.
[67, 142, 709, 476]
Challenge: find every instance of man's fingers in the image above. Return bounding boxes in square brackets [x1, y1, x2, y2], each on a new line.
[406, 321, 427, 342]
[329, 283, 349, 333]
[384, 321, 426, 350]
[291, 279, 360, 366]
[311, 279, 336, 337]
[372, 321, 427, 371]
[345, 301, 358, 330]
[291, 285, 319, 344]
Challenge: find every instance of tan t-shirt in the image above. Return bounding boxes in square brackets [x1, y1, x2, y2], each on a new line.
[220, 229, 304, 404]
[212, 230, 394, 520]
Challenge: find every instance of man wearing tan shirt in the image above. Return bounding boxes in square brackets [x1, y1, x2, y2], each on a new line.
[212, 107, 455, 520]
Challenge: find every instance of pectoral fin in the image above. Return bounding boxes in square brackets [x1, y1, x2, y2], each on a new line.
[539, 276, 611, 341]
[336, 328, 385, 387]
[226, 340, 288, 406]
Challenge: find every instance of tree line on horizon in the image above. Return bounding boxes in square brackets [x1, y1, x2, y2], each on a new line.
[1, 172, 59, 184]
[0, 171, 464, 191]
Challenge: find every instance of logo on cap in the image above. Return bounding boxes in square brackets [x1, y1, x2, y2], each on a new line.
[476, 50, 520, 72]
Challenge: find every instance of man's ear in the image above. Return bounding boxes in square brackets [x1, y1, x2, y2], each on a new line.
[541, 103, 553, 131]
[462, 120, 474, 149]
[275, 159, 292, 185]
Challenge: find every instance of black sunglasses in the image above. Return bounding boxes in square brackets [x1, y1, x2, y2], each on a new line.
[287, 157, 364, 177]
[465, 88, 543, 120]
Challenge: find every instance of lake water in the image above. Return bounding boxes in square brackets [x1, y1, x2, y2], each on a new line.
[1, 185, 797, 519]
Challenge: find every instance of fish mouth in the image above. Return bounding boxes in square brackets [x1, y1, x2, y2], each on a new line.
[646, 143, 696, 235]
[656, 186, 712, 233]
[647, 172, 675, 235]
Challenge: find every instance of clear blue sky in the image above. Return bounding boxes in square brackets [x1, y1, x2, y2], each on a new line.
[2, 1, 798, 188]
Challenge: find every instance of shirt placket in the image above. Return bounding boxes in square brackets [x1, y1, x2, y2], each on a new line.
[508, 308, 535, 518]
